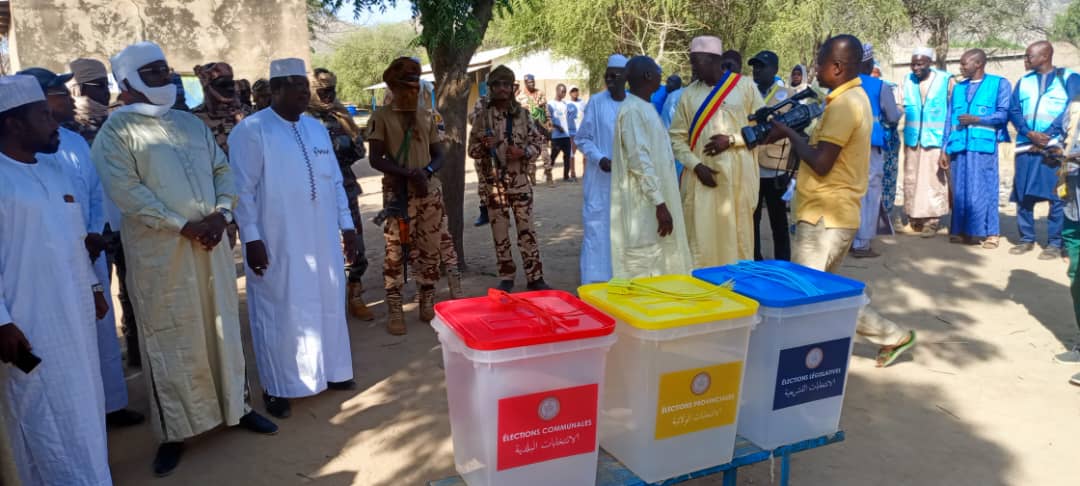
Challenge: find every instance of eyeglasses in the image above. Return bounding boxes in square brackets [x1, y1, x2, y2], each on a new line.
[81, 81, 107, 88]
[488, 81, 513, 88]
[210, 79, 236, 90]
[137, 65, 172, 77]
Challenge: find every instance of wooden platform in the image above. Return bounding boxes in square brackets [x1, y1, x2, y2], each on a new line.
[430, 431, 845, 486]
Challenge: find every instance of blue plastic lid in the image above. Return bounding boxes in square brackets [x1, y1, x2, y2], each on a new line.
[692, 260, 865, 308]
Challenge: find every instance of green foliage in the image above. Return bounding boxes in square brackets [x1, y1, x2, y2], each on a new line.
[1052, 0, 1080, 47]
[311, 22, 425, 103]
[320, 1, 513, 52]
[900, 0, 1031, 64]
[499, 0, 907, 89]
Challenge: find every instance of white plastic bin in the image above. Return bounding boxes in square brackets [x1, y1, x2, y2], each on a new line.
[432, 289, 616, 486]
[693, 260, 867, 449]
[578, 276, 758, 483]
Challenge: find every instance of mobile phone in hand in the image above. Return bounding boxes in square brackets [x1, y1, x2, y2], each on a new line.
[14, 347, 41, 374]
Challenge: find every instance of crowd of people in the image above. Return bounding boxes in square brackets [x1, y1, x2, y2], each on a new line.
[1, 29, 1080, 486]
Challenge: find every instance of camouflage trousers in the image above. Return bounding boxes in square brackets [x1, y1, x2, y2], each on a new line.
[408, 211, 459, 281]
[487, 190, 544, 282]
[474, 157, 489, 209]
[384, 185, 444, 292]
[342, 167, 368, 282]
[529, 144, 552, 185]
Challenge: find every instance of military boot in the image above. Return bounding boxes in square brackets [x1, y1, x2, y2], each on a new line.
[418, 285, 436, 322]
[447, 268, 464, 299]
[347, 282, 375, 321]
[386, 290, 406, 335]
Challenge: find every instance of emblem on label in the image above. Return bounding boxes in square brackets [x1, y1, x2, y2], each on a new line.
[538, 397, 561, 421]
[691, 372, 712, 395]
[805, 347, 824, 369]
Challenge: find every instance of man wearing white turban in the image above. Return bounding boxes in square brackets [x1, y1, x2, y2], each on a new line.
[90, 41, 277, 477]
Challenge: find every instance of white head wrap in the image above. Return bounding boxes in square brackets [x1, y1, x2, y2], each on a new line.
[913, 47, 936, 61]
[690, 36, 724, 56]
[270, 58, 306, 79]
[862, 42, 874, 62]
[0, 75, 46, 114]
[111, 42, 176, 118]
[607, 54, 628, 68]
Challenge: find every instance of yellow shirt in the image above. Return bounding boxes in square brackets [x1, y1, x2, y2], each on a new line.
[795, 76, 871, 229]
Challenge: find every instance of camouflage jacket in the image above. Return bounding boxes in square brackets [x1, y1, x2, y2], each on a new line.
[307, 109, 366, 167]
[191, 104, 252, 153]
[468, 102, 544, 194]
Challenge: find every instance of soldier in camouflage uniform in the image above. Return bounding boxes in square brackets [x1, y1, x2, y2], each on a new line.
[368, 57, 449, 334]
[307, 68, 375, 321]
[517, 74, 555, 187]
[252, 78, 272, 111]
[469, 65, 551, 292]
[192, 62, 251, 153]
[385, 75, 464, 299]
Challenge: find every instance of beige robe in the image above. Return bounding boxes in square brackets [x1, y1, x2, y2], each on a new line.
[92, 109, 248, 442]
[670, 78, 765, 267]
[611, 95, 692, 279]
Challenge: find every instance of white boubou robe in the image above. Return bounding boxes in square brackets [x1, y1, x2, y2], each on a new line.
[228, 109, 355, 398]
[574, 90, 623, 284]
[40, 127, 128, 413]
[611, 95, 692, 279]
[0, 152, 112, 485]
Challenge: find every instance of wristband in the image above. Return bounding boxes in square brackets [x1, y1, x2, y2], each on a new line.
[425, 165, 435, 177]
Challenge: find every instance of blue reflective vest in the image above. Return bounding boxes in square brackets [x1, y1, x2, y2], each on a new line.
[859, 74, 885, 148]
[903, 69, 951, 148]
[945, 75, 1005, 155]
[1016, 67, 1078, 145]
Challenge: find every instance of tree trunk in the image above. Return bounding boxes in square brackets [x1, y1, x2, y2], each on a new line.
[930, 21, 950, 70]
[430, 46, 475, 269]
[421, 0, 496, 269]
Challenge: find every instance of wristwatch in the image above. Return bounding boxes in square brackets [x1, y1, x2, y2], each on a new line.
[424, 165, 436, 178]
[92, 284, 105, 293]
[218, 208, 234, 224]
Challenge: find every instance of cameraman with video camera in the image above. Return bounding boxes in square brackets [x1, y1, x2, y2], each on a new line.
[767, 34, 917, 368]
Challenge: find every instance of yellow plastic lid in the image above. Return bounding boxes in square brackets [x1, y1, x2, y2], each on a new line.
[578, 275, 759, 330]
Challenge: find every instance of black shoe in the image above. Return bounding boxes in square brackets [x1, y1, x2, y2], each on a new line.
[1010, 242, 1035, 255]
[153, 442, 184, 477]
[327, 379, 357, 391]
[496, 280, 514, 292]
[474, 206, 489, 227]
[262, 393, 291, 419]
[106, 409, 146, 427]
[526, 279, 552, 291]
[1039, 247, 1065, 260]
[239, 410, 278, 434]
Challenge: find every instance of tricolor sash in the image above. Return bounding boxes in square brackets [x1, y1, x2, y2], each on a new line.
[689, 71, 741, 150]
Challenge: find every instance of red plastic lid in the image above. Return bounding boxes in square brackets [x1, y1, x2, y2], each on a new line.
[433, 289, 616, 350]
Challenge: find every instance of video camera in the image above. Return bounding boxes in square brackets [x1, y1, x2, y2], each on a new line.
[741, 88, 823, 149]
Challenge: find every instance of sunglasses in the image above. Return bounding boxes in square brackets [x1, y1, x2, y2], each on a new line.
[137, 65, 172, 77]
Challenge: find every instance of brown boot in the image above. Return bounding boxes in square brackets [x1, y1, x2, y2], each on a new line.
[418, 285, 436, 323]
[386, 291, 406, 335]
[447, 268, 464, 300]
[348, 282, 375, 321]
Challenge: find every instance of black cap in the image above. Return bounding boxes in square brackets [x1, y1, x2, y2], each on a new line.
[16, 67, 74, 93]
[748, 51, 779, 69]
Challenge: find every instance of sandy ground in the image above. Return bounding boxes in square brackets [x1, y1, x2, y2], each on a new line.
[103, 154, 1080, 486]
